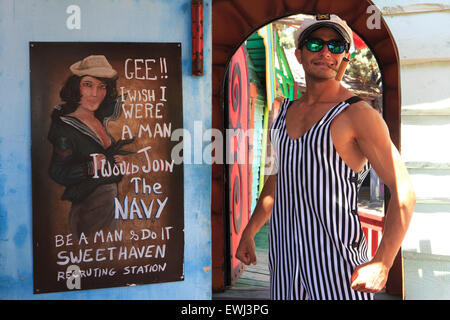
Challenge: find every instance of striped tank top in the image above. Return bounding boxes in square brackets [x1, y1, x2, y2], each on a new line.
[268, 97, 373, 300]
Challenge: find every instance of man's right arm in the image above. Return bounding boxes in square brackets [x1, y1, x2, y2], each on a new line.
[235, 173, 277, 265]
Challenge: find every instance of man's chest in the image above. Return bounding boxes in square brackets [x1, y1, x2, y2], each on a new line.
[284, 103, 366, 172]
[285, 101, 341, 139]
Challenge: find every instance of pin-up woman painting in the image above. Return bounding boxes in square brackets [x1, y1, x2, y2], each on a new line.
[48, 55, 133, 238]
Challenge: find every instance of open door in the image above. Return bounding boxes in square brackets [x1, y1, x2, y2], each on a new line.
[226, 46, 251, 285]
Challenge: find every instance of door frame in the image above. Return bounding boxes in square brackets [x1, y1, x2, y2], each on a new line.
[211, 0, 402, 294]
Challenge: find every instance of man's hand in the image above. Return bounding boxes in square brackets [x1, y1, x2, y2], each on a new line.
[235, 174, 276, 266]
[235, 236, 257, 266]
[351, 260, 390, 293]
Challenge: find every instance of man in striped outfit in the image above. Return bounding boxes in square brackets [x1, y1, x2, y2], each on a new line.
[236, 14, 416, 300]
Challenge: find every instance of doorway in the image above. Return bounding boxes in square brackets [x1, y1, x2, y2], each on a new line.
[211, 0, 402, 296]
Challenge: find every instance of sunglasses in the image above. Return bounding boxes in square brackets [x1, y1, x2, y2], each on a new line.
[303, 38, 349, 54]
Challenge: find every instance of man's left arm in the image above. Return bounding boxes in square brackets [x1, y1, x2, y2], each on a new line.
[348, 102, 416, 293]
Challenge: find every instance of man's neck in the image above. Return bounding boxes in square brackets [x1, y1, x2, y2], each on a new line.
[302, 77, 343, 106]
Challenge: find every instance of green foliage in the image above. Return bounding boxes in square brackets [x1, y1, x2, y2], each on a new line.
[276, 24, 295, 50]
[347, 48, 381, 91]
[279, 31, 295, 49]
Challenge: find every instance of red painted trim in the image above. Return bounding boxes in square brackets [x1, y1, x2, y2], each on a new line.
[191, 0, 204, 76]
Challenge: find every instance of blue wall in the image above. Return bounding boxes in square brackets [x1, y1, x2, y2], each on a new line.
[0, 0, 212, 299]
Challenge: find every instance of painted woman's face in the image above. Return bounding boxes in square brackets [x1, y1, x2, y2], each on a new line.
[79, 76, 107, 111]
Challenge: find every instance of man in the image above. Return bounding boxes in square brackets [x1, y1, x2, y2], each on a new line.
[236, 14, 416, 300]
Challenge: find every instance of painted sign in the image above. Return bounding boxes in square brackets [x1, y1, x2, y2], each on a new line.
[30, 42, 184, 293]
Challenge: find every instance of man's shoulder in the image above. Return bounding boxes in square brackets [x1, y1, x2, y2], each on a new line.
[331, 94, 383, 132]
[342, 99, 388, 140]
[342, 97, 379, 120]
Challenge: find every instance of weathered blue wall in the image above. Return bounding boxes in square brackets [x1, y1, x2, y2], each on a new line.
[0, 0, 212, 299]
